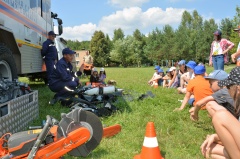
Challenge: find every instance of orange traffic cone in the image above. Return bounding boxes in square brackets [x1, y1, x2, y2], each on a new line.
[134, 122, 164, 159]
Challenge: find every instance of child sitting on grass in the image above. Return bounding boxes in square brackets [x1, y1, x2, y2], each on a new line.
[168, 67, 179, 88]
[90, 68, 99, 84]
[99, 68, 106, 84]
[148, 65, 160, 85]
[189, 70, 234, 121]
[200, 66, 240, 159]
[150, 69, 164, 87]
[174, 65, 213, 111]
[177, 60, 197, 94]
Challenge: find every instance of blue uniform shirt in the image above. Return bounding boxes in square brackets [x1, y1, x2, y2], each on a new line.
[48, 58, 82, 85]
[41, 39, 58, 60]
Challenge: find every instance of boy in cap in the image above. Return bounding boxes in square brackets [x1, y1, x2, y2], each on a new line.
[41, 31, 58, 81]
[174, 65, 213, 111]
[231, 25, 240, 66]
[189, 70, 235, 121]
[148, 65, 160, 85]
[200, 67, 240, 159]
[48, 48, 83, 104]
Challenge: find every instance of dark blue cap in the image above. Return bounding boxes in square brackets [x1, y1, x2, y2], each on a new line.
[48, 31, 56, 36]
[213, 30, 222, 36]
[186, 61, 197, 70]
[194, 65, 206, 75]
[62, 48, 76, 55]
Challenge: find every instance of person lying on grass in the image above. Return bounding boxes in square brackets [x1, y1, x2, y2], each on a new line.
[200, 66, 240, 159]
[174, 65, 213, 111]
[189, 70, 236, 121]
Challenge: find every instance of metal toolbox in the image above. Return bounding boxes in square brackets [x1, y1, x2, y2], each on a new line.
[0, 91, 38, 136]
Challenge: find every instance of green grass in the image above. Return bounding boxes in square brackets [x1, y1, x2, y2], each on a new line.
[19, 65, 235, 159]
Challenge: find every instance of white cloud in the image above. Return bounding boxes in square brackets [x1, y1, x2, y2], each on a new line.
[60, 7, 186, 41]
[56, 23, 97, 41]
[99, 7, 186, 38]
[108, 0, 149, 8]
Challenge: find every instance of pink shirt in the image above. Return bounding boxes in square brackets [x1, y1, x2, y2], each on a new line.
[209, 39, 234, 63]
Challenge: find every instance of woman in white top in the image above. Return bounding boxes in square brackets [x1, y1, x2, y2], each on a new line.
[209, 30, 234, 70]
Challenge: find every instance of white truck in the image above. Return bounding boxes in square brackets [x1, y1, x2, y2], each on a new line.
[0, 0, 65, 83]
[0, 0, 68, 134]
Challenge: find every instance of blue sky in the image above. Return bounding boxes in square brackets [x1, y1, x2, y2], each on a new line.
[52, 0, 239, 41]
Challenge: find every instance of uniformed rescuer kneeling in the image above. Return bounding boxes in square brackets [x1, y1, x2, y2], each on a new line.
[48, 48, 82, 103]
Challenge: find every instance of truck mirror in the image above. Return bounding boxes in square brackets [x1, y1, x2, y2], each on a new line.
[51, 12, 58, 18]
[57, 18, 63, 25]
[58, 25, 63, 35]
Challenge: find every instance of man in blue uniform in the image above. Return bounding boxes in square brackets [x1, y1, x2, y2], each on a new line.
[41, 31, 58, 81]
[48, 48, 82, 104]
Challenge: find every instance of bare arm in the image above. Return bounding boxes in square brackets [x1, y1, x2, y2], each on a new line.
[231, 49, 240, 63]
[195, 96, 214, 108]
[209, 42, 213, 66]
[174, 91, 191, 111]
[190, 96, 214, 121]
[168, 71, 177, 88]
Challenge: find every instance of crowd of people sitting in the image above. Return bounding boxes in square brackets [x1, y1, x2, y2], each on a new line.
[148, 60, 240, 158]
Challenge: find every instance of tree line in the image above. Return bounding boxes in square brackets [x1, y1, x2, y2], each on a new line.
[66, 7, 240, 67]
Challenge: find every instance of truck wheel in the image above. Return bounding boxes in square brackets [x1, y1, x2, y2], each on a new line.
[0, 44, 18, 80]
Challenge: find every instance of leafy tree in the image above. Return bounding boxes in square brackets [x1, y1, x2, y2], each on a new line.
[110, 39, 129, 67]
[132, 29, 146, 67]
[160, 25, 175, 60]
[112, 28, 125, 43]
[90, 30, 110, 67]
[173, 10, 193, 61]
[220, 18, 233, 39]
[143, 28, 163, 65]
[66, 40, 90, 50]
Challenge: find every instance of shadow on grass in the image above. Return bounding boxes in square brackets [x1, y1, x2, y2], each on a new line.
[194, 120, 213, 131]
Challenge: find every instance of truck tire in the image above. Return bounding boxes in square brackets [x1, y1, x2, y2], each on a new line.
[0, 44, 18, 80]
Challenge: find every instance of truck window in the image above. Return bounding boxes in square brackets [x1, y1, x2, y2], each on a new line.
[38, 0, 42, 16]
[42, 0, 51, 24]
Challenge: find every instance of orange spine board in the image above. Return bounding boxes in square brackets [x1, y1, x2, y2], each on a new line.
[103, 124, 121, 138]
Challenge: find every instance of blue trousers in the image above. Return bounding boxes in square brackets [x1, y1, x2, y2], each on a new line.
[45, 59, 55, 80]
[188, 98, 195, 106]
[212, 55, 224, 70]
[49, 80, 78, 97]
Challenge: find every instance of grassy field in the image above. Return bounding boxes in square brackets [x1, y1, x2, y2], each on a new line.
[19, 65, 235, 159]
